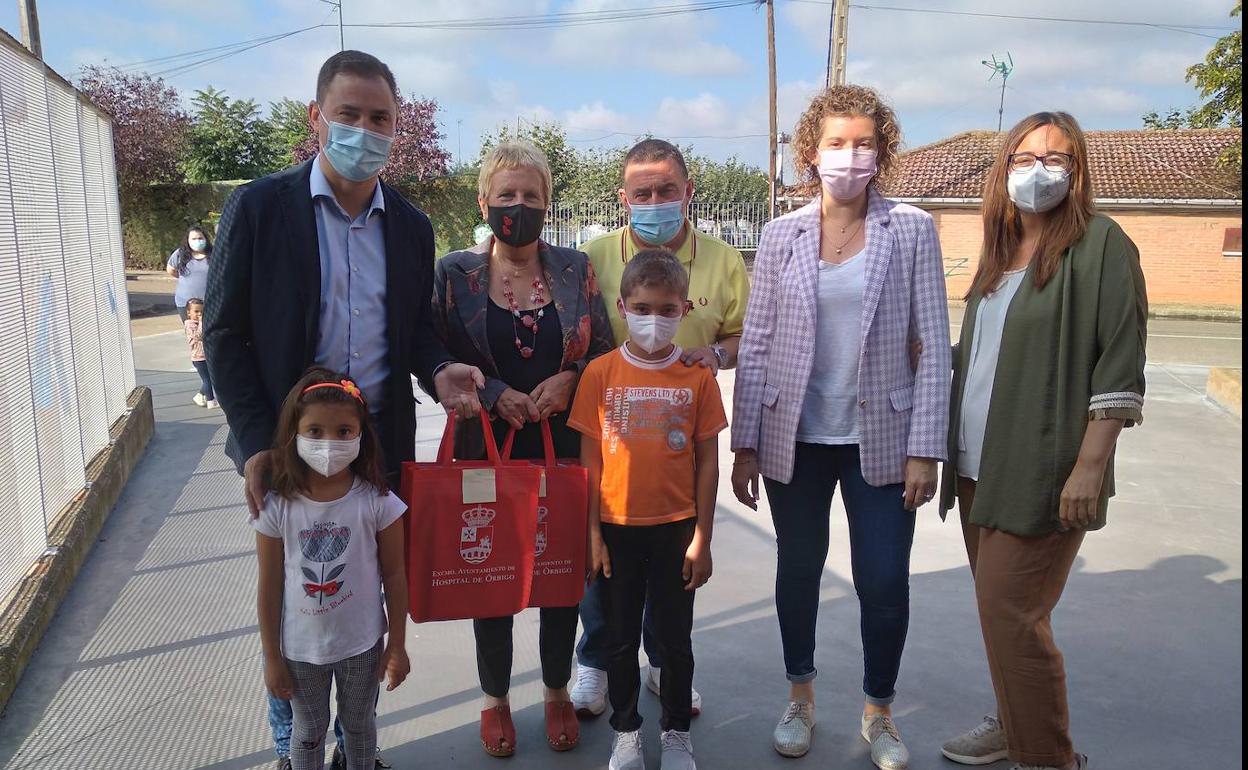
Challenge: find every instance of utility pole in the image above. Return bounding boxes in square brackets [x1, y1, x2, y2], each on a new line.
[18, 0, 42, 59]
[320, 0, 344, 50]
[826, 0, 849, 87]
[457, 119, 463, 168]
[766, 0, 777, 220]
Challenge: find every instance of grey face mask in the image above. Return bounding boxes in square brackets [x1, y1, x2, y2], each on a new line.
[1007, 163, 1070, 213]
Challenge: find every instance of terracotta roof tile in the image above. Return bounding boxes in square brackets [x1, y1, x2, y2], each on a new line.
[864, 128, 1242, 201]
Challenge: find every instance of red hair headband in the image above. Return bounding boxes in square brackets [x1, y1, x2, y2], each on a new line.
[301, 379, 365, 404]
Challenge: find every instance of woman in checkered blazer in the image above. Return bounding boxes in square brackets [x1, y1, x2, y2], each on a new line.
[730, 85, 951, 767]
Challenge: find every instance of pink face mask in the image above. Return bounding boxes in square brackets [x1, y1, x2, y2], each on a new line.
[818, 148, 877, 200]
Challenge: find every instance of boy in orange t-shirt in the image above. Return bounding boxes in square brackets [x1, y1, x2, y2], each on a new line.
[568, 248, 727, 770]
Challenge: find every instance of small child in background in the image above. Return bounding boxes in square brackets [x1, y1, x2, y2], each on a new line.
[568, 248, 727, 770]
[253, 367, 410, 770]
[184, 298, 216, 409]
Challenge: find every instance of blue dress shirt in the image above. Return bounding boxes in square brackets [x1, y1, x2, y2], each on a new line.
[309, 156, 390, 413]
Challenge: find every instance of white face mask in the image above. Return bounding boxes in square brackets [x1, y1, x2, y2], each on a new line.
[296, 435, 360, 477]
[623, 311, 682, 354]
[1007, 162, 1070, 214]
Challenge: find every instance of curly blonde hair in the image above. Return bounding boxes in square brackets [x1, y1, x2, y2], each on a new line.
[791, 85, 902, 197]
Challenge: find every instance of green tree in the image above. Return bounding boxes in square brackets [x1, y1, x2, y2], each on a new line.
[1142, 108, 1191, 130]
[1143, 2, 1241, 167]
[562, 146, 627, 203]
[268, 97, 316, 165]
[183, 86, 283, 182]
[686, 152, 769, 204]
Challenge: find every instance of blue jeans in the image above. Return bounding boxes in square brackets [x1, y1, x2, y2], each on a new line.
[762, 443, 915, 705]
[267, 691, 345, 758]
[578, 575, 663, 670]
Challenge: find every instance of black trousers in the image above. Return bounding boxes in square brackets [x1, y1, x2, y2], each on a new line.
[601, 518, 697, 733]
[474, 606, 579, 698]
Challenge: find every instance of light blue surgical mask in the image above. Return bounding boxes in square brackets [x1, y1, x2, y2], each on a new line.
[189, 238, 208, 252]
[629, 200, 686, 245]
[318, 113, 394, 182]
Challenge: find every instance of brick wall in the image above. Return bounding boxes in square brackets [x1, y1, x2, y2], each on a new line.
[926, 207, 1243, 310]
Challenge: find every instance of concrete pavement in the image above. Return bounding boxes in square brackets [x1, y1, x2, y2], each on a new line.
[0, 329, 1240, 770]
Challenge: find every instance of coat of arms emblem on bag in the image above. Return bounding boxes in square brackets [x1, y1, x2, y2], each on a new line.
[460, 505, 496, 564]
[534, 506, 549, 557]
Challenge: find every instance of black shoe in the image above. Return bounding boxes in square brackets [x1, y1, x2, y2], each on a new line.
[330, 747, 391, 769]
[273, 758, 291, 770]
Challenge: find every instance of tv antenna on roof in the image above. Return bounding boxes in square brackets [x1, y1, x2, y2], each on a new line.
[982, 53, 1014, 132]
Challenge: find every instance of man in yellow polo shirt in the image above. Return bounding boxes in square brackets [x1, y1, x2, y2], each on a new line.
[571, 138, 750, 719]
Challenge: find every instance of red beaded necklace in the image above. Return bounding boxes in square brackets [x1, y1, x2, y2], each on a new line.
[500, 272, 546, 359]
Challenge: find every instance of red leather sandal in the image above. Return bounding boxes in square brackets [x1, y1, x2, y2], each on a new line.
[480, 704, 517, 757]
[545, 700, 580, 751]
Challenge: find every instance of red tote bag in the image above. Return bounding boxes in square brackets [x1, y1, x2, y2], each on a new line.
[399, 410, 543, 623]
[502, 421, 589, 608]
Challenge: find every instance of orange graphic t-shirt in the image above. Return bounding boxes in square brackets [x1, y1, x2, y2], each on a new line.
[568, 345, 728, 526]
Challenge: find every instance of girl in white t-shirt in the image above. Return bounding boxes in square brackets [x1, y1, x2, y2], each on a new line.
[254, 367, 409, 770]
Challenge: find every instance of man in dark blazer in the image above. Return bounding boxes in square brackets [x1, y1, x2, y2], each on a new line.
[203, 50, 481, 770]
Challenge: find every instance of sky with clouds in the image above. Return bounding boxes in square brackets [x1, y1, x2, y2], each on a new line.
[1, 0, 1238, 178]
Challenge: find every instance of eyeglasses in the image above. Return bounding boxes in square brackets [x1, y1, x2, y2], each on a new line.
[1009, 152, 1074, 173]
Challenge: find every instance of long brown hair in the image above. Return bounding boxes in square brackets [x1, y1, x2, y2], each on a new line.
[971, 111, 1095, 299]
[270, 367, 389, 498]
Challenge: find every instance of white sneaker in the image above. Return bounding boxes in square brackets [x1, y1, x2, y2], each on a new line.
[572, 664, 608, 717]
[609, 729, 645, 770]
[205, 399, 219, 409]
[942, 715, 1008, 765]
[645, 665, 702, 716]
[660, 730, 695, 770]
[192, 393, 206, 407]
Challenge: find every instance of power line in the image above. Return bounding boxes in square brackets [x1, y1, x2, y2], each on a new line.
[115, 27, 324, 70]
[346, 1, 756, 30]
[788, 0, 1236, 38]
[150, 26, 325, 78]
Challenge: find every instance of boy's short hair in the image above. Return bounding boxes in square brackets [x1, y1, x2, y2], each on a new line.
[619, 248, 689, 299]
[185, 298, 204, 308]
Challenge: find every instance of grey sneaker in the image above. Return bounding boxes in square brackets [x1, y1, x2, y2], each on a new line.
[772, 701, 815, 758]
[273, 759, 291, 770]
[610, 729, 646, 770]
[660, 729, 696, 770]
[1010, 755, 1088, 770]
[861, 713, 910, 770]
[942, 715, 1008, 765]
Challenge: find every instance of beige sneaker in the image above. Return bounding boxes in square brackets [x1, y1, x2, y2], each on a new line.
[772, 701, 815, 757]
[942, 715, 1008, 765]
[861, 713, 910, 770]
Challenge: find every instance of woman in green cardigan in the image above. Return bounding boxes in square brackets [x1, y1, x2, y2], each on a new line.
[937, 112, 1147, 770]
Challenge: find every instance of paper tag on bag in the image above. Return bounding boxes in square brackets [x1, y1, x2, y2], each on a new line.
[462, 469, 497, 504]
[539, 469, 547, 498]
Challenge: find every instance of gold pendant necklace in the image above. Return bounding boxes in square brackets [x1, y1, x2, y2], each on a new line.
[833, 219, 864, 256]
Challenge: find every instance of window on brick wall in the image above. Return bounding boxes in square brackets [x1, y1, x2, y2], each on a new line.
[1223, 227, 1242, 257]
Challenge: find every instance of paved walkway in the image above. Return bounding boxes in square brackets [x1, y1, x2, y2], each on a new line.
[0, 330, 1241, 770]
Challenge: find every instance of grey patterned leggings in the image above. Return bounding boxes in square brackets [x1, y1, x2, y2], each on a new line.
[286, 639, 382, 770]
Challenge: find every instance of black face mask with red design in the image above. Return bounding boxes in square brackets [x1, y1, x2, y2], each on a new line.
[487, 203, 545, 248]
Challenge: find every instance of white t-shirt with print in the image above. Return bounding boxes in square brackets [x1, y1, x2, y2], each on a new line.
[252, 478, 407, 665]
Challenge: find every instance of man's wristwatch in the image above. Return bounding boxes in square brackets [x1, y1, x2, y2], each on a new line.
[710, 344, 728, 369]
